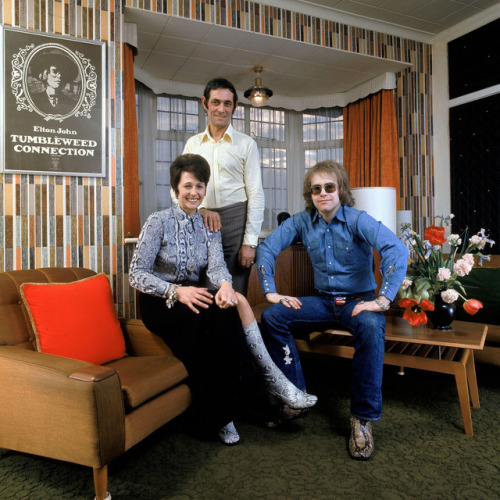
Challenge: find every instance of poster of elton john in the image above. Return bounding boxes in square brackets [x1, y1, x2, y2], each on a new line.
[1, 26, 106, 176]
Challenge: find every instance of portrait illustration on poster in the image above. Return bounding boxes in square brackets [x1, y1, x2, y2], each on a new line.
[27, 47, 83, 118]
[1, 26, 106, 176]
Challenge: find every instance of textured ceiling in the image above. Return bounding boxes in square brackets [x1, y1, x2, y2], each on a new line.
[125, 1, 499, 100]
[298, 0, 500, 35]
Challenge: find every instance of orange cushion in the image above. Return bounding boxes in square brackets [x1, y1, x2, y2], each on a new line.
[21, 274, 127, 365]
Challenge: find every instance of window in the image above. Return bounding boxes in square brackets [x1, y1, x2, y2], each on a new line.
[135, 83, 343, 231]
[302, 107, 344, 170]
[448, 21, 500, 253]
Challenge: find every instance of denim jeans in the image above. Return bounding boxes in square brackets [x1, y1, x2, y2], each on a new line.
[260, 291, 386, 421]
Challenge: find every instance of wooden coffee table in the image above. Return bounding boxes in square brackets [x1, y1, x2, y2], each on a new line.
[294, 316, 488, 436]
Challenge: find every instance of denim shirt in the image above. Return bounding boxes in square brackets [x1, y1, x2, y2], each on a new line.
[257, 205, 408, 301]
[129, 205, 232, 298]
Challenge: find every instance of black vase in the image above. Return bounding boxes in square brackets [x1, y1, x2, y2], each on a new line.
[428, 295, 456, 330]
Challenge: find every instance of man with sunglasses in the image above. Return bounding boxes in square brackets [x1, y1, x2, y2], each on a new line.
[256, 160, 408, 460]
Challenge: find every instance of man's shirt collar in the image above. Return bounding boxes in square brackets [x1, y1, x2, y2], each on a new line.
[312, 205, 346, 224]
[201, 123, 234, 144]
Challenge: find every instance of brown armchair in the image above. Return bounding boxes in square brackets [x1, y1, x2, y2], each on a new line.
[0, 267, 192, 499]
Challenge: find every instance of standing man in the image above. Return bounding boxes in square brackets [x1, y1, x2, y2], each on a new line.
[257, 160, 408, 460]
[183, 78, 265, 295]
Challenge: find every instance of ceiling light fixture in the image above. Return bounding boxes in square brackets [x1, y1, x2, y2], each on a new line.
[244, 66, 273, 107]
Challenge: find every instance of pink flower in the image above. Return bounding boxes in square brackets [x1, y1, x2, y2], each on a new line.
[437, 267, 451, 282]
[441, 289, 459, 303]
[462, 254, 475, 266]
[454, 258, 472, 277]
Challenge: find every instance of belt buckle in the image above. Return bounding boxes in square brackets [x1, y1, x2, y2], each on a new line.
[335, 296, 346, 305]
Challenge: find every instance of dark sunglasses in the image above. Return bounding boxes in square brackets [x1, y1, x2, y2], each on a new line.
[310, 183, 337, 195]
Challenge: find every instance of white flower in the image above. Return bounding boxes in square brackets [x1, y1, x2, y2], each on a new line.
[402, 278, 413, 289]
[469, 234, 486, 250]
[441, 289, 459, 303]
[454, 259, 472, 277]
[447, 234, 462, 246]
[437, 267, 451, 281]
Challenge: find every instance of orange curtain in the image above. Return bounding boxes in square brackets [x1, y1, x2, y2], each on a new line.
[343, 89, 400, 202]
[123, 43, 141, 238]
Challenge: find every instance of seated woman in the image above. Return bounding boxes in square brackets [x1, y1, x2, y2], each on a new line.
[129, 153, 316, 445]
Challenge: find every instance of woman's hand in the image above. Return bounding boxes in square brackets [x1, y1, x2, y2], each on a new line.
[215, 281, 238, 309]
[265, 292, 302, 310]
[177, 286, 213, 314]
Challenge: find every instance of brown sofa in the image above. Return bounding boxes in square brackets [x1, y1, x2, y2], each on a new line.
[0, 267, 192, 500]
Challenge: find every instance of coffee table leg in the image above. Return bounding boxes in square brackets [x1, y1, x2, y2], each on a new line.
[466, 350, 480, 409]
[454, 349, 474, 436]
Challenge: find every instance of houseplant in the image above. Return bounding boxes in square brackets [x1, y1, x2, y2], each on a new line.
[397, 215, 495, 328]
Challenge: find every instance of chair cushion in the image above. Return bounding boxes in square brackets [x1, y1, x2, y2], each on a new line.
[20, 274, 127, 365]
[105, 355, 189, 409]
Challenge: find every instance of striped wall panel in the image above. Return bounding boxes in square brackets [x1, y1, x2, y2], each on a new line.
[0, 0, 134, 317]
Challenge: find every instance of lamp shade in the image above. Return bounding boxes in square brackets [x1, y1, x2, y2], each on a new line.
[244, 66, 273, 107]
[351, 187, 397, 235]
[396, 210, 412, 239]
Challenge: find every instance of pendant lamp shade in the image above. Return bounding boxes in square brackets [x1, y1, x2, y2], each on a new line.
[244, 66, 273, 107]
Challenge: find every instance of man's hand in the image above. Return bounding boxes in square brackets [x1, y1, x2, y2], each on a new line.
[238, 245, 256, 268]
[200, 209, 222, 233]
[352, 296, 390, 316]
[265, 292, 302, 310]
[177, 286, 213, 314]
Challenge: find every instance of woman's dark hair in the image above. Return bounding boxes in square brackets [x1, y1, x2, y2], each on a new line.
[303, 160, 354, 213]
[203, 78, 238, 108]
[170, 154, 211, 195]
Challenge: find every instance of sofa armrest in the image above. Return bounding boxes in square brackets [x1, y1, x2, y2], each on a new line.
[0, 345, 125, 468]
[120, 318, 174, 356]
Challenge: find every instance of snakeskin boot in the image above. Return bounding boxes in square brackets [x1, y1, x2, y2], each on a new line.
[349, 417, 374, 460]
[243, 319, 317, 410]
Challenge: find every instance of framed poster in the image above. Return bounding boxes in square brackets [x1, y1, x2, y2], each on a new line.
[0, 26, 106, 176]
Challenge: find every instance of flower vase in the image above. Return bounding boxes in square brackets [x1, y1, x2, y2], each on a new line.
[428, 295, 456, 330]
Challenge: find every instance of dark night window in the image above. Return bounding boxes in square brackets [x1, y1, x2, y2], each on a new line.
[449, 93, 500, 253]
[448, 18, 500, 100]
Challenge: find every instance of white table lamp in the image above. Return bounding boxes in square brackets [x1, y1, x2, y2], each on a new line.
[396, 210, 412, 239]
[351, 187, 397, 235]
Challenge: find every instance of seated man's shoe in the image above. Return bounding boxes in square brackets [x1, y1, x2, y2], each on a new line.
[348, 416, 374, 460]
[219, 421, 240, 446]
[265, 404, 310, 428]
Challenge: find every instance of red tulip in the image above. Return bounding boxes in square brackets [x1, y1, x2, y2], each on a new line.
[463, 299, 483, 315]
[424, 225, 447, 246]
[399, 298, 434, 326]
